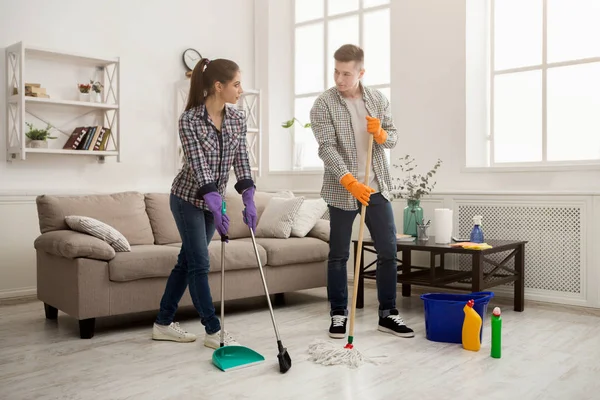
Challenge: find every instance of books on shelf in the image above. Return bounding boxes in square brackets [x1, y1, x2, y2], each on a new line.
[62, 126, 112, 151]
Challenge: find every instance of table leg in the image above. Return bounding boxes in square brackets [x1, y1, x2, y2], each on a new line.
[355, 241, 364, 309]
[472, 252, 483, 292]
[401, 249, 411, 297]
[514, 244, 525, 311]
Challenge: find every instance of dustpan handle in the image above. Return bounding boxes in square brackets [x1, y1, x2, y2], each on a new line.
[220, 201, 228, 347]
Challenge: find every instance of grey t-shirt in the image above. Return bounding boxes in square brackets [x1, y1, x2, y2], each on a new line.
[343, 96, 379, 192]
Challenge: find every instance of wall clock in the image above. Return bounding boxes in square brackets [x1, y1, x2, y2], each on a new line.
[182, 48, 202, 71]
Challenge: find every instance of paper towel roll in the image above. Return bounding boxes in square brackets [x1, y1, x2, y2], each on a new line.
[434, 208, 453, 244]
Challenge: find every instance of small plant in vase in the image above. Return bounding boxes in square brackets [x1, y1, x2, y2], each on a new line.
[391, 155, 442, 237]
[282, 117, 312, 169]
[77, 83, 91, 101]
[25, 122, 57, 149]
[91, 80, 104, 103]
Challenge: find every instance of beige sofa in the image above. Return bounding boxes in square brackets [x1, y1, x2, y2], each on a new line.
[33, 191, 330, 339]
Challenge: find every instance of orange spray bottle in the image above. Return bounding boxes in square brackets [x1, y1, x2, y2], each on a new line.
[462, 299, 482, 351]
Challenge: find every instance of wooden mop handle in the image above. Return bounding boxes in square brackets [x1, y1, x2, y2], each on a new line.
[348, 134, 374, 339]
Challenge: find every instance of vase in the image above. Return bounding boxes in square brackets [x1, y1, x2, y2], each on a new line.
[27, 140, 48, 149]
[92, 92, 102, 103]
[403, 199, 423, 237]
[79, 92, 90, 102]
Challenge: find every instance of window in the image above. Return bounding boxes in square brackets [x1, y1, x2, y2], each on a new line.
[467, 0, 600, 167]
[293, 0, 391, 170]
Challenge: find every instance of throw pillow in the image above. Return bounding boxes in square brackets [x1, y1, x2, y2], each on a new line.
[291, 198, 328, 237]
[65, 215, 131, 252]
[255, 197, 304, 239]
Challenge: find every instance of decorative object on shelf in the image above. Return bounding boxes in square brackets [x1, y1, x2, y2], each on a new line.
[24, 83, 49, 98]
[77, 82, 92, 101]
[25, 122, 56, 148]
[282, 118, 311, 168]
[182, 48, 202, 72]
[91, 80, 103, 103]
[391, 155, 442, 236]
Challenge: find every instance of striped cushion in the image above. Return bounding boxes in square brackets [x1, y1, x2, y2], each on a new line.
[65, 215, 131, 252]
[255, 197, 304, 239]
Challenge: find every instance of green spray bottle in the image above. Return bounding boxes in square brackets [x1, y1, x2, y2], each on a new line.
[491, 306, 502, 358]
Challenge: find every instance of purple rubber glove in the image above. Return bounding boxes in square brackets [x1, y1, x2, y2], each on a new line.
[203, 192, 229, 238]
[242, 187, 257, 232]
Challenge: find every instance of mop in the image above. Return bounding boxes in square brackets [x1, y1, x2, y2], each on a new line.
[307, 134, 388, 368]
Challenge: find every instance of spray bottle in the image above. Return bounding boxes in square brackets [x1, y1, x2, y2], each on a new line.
[462, 299, 482, 352]
[491, 307, 502, 358]
[470, 215, 484, 243]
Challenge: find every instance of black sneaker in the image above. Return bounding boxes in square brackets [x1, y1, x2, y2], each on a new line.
[378, 309, 415, 338]
[329, 310, 347, 339]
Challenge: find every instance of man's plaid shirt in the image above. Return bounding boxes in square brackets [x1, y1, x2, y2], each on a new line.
[310, 84, 398, 211]
[171, 104, 254, 210]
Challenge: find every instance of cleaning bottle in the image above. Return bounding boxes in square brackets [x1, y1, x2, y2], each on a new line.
[470, 215, 484, 243]
[462, 299, 482, 351]
[491, 307, 502, 358]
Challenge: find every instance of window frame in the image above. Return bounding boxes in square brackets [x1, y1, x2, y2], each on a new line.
[292, 0, 391, 171]
[487, 0, 600, 169]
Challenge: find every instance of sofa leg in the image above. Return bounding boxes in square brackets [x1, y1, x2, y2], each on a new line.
[274, 293, 285, 306]
[44, 303, 58, 320]
[79, 318, 96, 339]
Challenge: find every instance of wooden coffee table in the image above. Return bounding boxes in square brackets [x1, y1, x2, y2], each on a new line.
[352, 237, 527, 311]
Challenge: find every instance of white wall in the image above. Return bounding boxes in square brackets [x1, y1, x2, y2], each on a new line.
[0, 0, 255, 298]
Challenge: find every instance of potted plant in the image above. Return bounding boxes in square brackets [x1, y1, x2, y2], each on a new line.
[77, 82, 91, 101]
[25, 122, 57, 148]
[391, 155, 442, 236]
[282, 118, 311, 168]
[91, 80, 104, 102]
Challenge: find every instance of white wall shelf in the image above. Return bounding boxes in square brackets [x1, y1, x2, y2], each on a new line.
[5, 41, 121, 163]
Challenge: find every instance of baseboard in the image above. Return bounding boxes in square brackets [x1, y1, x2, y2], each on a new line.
[0, 286, 37, 302]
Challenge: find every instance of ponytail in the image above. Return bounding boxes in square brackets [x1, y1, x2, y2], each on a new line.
[185, 58, 210, 111]
[185, 58, 240, 112]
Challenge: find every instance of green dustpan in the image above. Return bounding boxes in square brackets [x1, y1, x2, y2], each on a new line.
[212, 201, 265, 372]
[212, 345, 266, 371]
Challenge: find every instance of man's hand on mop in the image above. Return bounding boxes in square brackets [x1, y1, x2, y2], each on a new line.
[366, 116, 387, 144]
[340, 173, 375, 206]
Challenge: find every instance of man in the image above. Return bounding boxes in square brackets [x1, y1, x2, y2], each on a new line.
[310, 44, 414, 339]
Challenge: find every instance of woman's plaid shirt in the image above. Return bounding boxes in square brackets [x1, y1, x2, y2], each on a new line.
[310, 84, 398, 211]
[171, 104, 254, 210]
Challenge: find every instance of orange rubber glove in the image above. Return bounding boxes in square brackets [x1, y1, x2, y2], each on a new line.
[340, 173, 375, 206]
[366, 116, 387, 144]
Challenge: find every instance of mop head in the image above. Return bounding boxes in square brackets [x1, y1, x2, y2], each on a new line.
[307, 339, 387, 368]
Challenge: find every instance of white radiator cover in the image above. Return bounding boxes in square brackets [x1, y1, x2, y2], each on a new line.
[443, 196, 592, 307]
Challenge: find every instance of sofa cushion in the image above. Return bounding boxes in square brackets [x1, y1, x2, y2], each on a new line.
[291, 198, 328, 237]
[307, 219, 330, 242]
[65, 215, 131, 252]
[109, 241, 268, 282]
[255, 197, 305, 239]
[36, 191, 154, 245]
[144, 193, 180, 245]
[249, 237, 329, 267]
[214, 191, 294, 240]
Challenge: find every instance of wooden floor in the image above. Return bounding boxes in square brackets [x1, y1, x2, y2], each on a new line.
[1, 286, 599, 400]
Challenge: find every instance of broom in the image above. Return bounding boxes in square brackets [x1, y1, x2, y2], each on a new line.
[307, 133, 387, 368]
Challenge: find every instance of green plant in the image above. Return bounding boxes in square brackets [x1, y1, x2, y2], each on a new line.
[281, 118, 311, 129]
[25, 122, 57, 141]
[391, 155, 442, 201]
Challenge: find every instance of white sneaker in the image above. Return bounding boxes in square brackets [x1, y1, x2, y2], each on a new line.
[152, 322, 197, 342]
[204, 330, 240, 349]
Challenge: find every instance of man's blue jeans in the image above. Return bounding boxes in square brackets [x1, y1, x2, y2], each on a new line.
[155, 194, 220, 334]
[327, 193, 398, 318]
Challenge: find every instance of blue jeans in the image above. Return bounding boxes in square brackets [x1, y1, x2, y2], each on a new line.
[328, 193, 398, 318]
[155, 194, 220, 334]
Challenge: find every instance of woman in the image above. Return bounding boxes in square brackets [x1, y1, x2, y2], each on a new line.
[152, 58, 258, 348]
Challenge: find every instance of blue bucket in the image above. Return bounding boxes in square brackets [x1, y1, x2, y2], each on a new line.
[420, 291, 494, 344]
